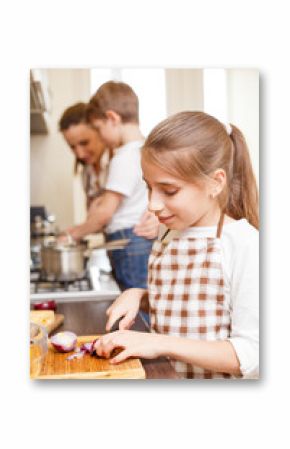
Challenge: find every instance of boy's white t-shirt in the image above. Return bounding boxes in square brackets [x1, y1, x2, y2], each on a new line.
[105, 140, 147, 234]
[177, 219, 259, 379]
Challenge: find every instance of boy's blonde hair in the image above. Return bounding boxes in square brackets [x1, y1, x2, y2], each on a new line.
[87, 81, 139, 124]
[142, 111, 259, 229]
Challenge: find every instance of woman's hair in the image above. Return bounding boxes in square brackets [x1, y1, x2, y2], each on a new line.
[142, 111, 259, 229]
[58, 102, 87, 131]
[59, 102, 104, 175]
[86, 81, 139, 124]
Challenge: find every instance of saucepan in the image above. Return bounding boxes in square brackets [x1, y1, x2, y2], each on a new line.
[40, 235, 130, 281]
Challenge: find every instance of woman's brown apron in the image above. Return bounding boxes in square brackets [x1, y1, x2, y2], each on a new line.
[148, 215, 233, 379]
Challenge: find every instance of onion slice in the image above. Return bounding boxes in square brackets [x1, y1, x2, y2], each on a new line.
[90, 338, 99, 356]
[66, 351, 85, 360]
[50, 331, 77, 352]
[80, 342, 93, 353]
[79, 339, 100, 356]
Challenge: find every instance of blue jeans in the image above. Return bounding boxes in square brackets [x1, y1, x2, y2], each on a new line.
[105, 227, 153, 291]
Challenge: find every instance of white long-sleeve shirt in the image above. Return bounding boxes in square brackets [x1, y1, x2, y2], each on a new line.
[179, 219, 259, 378]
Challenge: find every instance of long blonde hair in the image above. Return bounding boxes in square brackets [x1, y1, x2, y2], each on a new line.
[142, 111, 259, 229]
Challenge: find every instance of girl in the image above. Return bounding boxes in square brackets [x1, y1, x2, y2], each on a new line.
[93, 111, 259, 379]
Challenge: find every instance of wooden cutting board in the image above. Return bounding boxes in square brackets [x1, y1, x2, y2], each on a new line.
[46, 314, 64, 334]
[36, 335, 146, 380]
[30, 311, 64, 335]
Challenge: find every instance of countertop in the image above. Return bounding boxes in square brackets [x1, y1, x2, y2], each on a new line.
[43, 300, 179, 379]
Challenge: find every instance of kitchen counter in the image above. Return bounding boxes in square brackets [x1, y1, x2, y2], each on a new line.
[43, 300, 179, 379]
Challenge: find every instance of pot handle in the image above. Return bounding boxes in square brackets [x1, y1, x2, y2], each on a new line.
[83, 240, 131, 257]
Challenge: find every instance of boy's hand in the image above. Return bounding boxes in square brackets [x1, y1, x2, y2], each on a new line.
[93, 330, 165, 363]
[105, 288, 145, 332]
[57, 229, 80, 244]
[133, 211, 159, 240]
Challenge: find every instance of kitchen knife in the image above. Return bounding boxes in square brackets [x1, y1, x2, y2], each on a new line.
[108, 317, 123, 333]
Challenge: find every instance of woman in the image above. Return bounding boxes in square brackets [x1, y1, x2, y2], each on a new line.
[59, 102, 111, 210]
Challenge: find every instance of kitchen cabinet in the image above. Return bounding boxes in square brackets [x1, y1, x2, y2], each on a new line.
[30, 69, 51, 134]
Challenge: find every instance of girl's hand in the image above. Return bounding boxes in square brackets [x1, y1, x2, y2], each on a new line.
[93, 330, 165, 364]
[105, 288, 145, 332]
[133, 211, 159, 240]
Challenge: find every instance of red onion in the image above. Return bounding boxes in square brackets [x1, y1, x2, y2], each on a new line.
[80, 342, 94, 353]
[66, 351, 86, 360]
[34, 301, 57, 311]
[90, 338, 99, 355]
[50, 331, 77, 352]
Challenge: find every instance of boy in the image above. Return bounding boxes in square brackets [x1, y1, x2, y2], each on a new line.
[66, 81, 157, 291]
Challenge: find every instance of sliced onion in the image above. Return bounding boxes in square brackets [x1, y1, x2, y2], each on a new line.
[80, 342, 93, 353]
[34, 300, 57, 311]
[50, 331, 77, 352]
[78, 339, 100, 356]
[66, 351, 85, 360]
[90, 338, 99, 355]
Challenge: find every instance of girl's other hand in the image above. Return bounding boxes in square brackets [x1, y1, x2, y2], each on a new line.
[133, 211, 159, 240]
[93, 330, 164, 363]
[105, 288, 145, 332]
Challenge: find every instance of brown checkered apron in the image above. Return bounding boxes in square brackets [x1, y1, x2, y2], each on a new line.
[148, 214, 233, 379]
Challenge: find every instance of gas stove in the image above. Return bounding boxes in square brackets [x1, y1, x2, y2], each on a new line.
[30, 266, 120, 303]
[30, 270, 92, 294]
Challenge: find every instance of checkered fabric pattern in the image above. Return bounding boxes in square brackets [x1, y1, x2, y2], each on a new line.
[148, 236, 232, 379]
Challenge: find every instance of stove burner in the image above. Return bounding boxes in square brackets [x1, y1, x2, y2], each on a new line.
[30, 270, 92, 294]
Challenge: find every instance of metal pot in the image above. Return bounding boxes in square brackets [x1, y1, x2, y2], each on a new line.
[41, 241, 87, 281]
[40, 236, 130, 282]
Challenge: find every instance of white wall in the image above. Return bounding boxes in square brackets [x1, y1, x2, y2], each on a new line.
[227, 69, 259, 181]
[30, 69, 90, 230]
[165, 68, 259, 183]
[165, 69, 204, 114]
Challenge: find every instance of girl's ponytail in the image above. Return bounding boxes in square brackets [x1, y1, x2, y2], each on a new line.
[226, 125, 259, 229]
